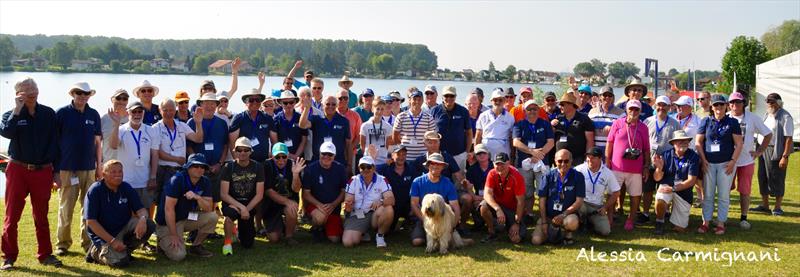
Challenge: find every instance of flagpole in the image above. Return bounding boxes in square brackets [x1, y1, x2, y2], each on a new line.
[692, 62, 697, 112]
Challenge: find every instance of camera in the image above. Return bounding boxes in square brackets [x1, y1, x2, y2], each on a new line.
[623, 148, 641, 160]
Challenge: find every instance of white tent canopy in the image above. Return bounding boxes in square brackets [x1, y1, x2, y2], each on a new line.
[755, 50, 800, 142]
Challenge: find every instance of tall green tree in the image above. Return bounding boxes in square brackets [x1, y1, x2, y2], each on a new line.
[50, 41, 73, 69]
[192, 55, 210, 74]
[504, 65, 517, 80]
[158, 49, 170, 59]
[371, 53, 395, 77]
[0, 36, 16, 66]
[761, 19, 800, 58]
[720, 36, 770, 93]
[348, 52, 365, 73]
[573, 62, 595, 77]
[590, 59, 607, 76]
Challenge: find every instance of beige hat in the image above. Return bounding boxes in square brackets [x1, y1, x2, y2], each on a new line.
[423, 152, 447, 166]
[669, 130, 693, 143]
[196, 92, 219, 106]
[234, 137, 253, 149]
[133, 80, 159, 97]
[338, 75, 353, 86]
[111, 89, 129, 99]
[423, 130, 442, 141]
[624, 78, 647, 96]
[241, 88, 267, 103]
[442, 86, 457, 96]
[68, 82, 96, 97]
[474, 144, 490, 155]
[559, 92, 578, 108]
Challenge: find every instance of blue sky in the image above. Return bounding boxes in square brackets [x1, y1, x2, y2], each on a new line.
[1, 0, 798, 72]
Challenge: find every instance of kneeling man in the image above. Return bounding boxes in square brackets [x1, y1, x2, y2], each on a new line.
[342, 156, 395, 248]
[479, 153, 526, 243]
[652, 130, 699, 234]
[533, 149, 584, 245]
[575, 147, 620, 236]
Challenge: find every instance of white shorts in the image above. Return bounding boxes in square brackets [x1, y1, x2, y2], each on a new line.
[656, 185, 691, 228]
[613, 171, 643, 197]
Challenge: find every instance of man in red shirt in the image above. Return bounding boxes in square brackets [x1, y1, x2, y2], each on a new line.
[479, 153, 526, 243]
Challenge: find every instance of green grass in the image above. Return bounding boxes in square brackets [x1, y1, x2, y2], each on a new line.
[2, 156, 799, 276]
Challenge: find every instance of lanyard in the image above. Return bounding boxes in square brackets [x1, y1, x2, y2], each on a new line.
[710, 116, 726, 142]
[273, 161, 288, 179]
[679, 113, 692, 129]
[409, 112, 422, 136]
[626, 120, 640, 149]
[527, 121, 539, 143]
[358, 174, 376, 209]
[556, 171, 569, 202]
[674, 155, 687, 173]
[586, 169, 601, 194]
[312, 100, 322, 110]
[165, 124, 177, 151]
[249, 112, 261, 139]
[369, 122, 383, 146]
[130, 129, 143, 159]
[655, 118, 666, 139]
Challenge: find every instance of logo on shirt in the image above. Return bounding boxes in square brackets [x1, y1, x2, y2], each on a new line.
[17, 120, 28, 126]
[118, 197, 128, 205]
[85, 119, 96, 125]
[319, 175, 324, 184]
[259, 124, 269, 129]
[333, 125, 343, 130]
[453, 115, 462, 120]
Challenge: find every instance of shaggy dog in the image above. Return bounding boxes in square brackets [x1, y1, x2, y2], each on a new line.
[420, 193, 472, 254]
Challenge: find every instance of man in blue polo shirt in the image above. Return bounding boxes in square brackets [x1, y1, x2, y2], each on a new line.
[132, 80, 161, 125]
[533, 149, 585, 245]
[377, 145, 418, 232]
[302, 142, 347, 243]
[512, 99, 555, 222]
[155, 154, 218, 261]
[653, 130, 699, 235]
[54, 82, 103, 256]
[299, 95, 352, 167]
[229, 89, 272, 162]
[188, 92, 230, 205]
[429, 86, 473, 171]
[409, 153, 461, 247]
[84, 160, 155, 267]
[271, 92, 307, 160]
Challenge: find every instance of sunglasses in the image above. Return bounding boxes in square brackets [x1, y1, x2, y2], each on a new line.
[555, 159, 571, 164]
[274, 155, 288, 160]
[262, 104, 274, 108]
[359, 164, 374, 170]
[696, 98, 706, 101]
[602, 94, 614, 98]
[505, 95, 515, 99]
[140, 89, 154, 93]
[235, 148, 252, 153]
[284, 82, 294, 85]
[312, 86, 323, 90]
[630, 89, 644, 92]
[115, 96, 129, 101]
[73, 90, 91, 96]
[729, 100, 744, 104]
[338, 96, 349, 101]
[325, 103, 337, 107]
[321, 153, 335, 157]
[282, 101, 296, 106]
[220, 99, 229, 103]
[526, 107, 538, 111]
[385, 100, 395, 104]
[628, 108, 641, 112]
[177, 100, 188, 105]
[443, 95, 456, 98]
[130, 109, 144, 114]
[189, 164, 207, 169]
[545, 98, 556, 102]
[202, 86, 215, 91]
[246, 97, 262, 103]
[424, 91, 436, 96]
[712, 103, 726, 107]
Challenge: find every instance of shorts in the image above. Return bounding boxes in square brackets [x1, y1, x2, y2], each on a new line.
[643, 168, 657, 193]
[134, 188, 156, 207]
[655, 185, 691, 228]
[263, 201, 297, 234]
[343, 211, 376, 233]
[304, 203, 343, 237]
[613, 171, 643, 197]
[480, 201, 527, 239]
[734, 163, 755, 195]
[577, 202, 611, 235]
[520, 168, 542, 199]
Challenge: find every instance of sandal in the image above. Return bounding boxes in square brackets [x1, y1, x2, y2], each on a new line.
[697, 224, 709, 234]
[714, 225, 726, 235]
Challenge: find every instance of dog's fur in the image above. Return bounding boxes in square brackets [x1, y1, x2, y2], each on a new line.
[420, 193, 472, 254]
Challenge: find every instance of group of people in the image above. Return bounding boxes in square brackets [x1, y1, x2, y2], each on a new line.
[0, 59, 794, 270]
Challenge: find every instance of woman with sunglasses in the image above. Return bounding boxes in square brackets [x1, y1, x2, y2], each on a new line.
[342, 156, 394, 248]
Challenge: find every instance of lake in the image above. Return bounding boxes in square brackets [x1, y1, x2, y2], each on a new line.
[0, 71, 630, 195]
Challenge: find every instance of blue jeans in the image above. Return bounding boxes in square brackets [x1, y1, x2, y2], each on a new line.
[703, 162, 733, 223]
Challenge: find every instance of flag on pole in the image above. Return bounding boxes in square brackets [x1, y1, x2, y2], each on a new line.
[732, 71, 737, 93]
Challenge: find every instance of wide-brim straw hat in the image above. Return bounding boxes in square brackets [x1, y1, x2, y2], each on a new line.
[559, 92, 578, 108]
[624, 78, 647, 96]
[338, 75, 353, 86]
[241, 88, 267, 103]
[68, 82, 96, 97]
[133, 80, 159, 97]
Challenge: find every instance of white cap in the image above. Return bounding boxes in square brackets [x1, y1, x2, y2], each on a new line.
[675, 95, 693, 106]
[490, 88, 505, 100]
[655, 95, 671, 105]
[424, 84, 438, 93]
[320, 141, 336, 155]
[523, 99, 538, 109]
[358, 156, 375, 166]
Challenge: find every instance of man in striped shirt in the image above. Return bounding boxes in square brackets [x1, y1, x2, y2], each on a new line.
[393, 90, 437, 160]
[588, 86, 624, 148]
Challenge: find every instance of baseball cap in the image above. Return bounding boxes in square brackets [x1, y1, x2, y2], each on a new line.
[174, 91, 190, 102]
[424, 85, 438, 93]
[358, 156, 375, 166]
[524, 99, 538, 109]
[490, 88, 505, 100]
[766, 93, 782, 102]
[361, 88, 375, 97]
[410, 90, 423, 98]
[655, 95, 671, 105]
[126, 101, 144, 111]
[599, 86, 614, 96]
[442, 86, 457, 96]
[493, 153, 510, 164]
[729, 92, 745, 102]
[392, 144, 408, 153]
[586, 147, 604, 157]
[578, 84, 592, 93]
[544, 91, 557, 100]
[272, 142, 289, 156]
[112, 89, 129, 99]
[474, 144, 489, 155]
[304, 70, 314, 77]
[471, 87, 484, 98]
[626, 100, 642, 110]
[320, 141, 336, 155]
[710, 94, 727, 105]
[675, 95, 693, 106]
[520, 86, 533, 95]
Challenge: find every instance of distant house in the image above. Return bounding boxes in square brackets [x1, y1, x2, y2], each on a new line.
[151, 58, 171, 69]
[395, 69, 414, 77]
[532, 71, 559, 84]
[70, 58, 101, 71]
[208, 60, 252, 73]
[171, 60, 189, 72]
[12, 57, 49, 69]
[461, 69, 474, 80]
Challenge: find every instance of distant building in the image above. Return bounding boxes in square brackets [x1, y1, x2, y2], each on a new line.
[171, 60, 189, 72]
[12, 57, 48, 69]
[208, 59, 252, 73]
[70, 58, 101, 71]
[151, 58, 171, 69]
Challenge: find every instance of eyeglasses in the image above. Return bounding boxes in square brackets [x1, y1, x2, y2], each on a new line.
[282, 101, 296, 106]
[325, 103, 337, 107]
[235, 148, 252, 153]
[443, 95, 456, 99]
[602, 94, 614, 98]
[425, 91, 436, 96]
[526, 107, 538, 111]
[189, 164, 206, 169]
[321, 153, 334, 157]
[220, 99, 229, 103]
[274, 155, 287, 160]
[73, 90, 91, 96]
[696, 98, 706, 101]
[140, 89, 154, 93]
[555, 159, 571, 164]
[130, 109, 144, 114]
[545, 98, 556, 102]
[247, 98, 262, 103]
[115, 96, 129, 101]
[359, 164, 374, 170]
[338, 96, 349, 101]
[312, 87, 323, 90]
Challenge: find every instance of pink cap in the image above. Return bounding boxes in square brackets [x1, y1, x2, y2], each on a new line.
[626, 99, 642, 110]
[729, 92, 745, 102]
[520, 86, 533, 94]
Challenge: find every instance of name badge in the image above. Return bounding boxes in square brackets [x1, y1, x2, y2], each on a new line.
[478, 189, 484, 196]
[135, 159, 145, 167]
[709, 143, 720, 153]
[284, 139, 293, 147]
[408, 139, 416, 145]
[204, 143, 214, 151]
[354, 210, 365, 219]
[251, 138, 260, 147]
[559, 136, 568, 143]
[70, 176, 80, 186]
[553, 203, 563, 211]
[188, 212, 199, 221]
[324, 136, 333, 143]
[528, 142, 537, 149]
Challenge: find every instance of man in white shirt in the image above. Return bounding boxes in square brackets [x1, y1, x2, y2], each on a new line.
[342, 157, 395, 248]
[101, 89, 130, 162]
[153, 99, 205, 204]
[727, 92, 772, 228]
[475, 88, 515, 158]
[575, 148, 620, 236]
[109, 102, 160, 216]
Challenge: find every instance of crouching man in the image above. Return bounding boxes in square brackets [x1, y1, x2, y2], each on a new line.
[155, 153, 219, 261]
[342, 156, 395, 248]
[652, 130, 699, 235]
[85, 160, 156, 267]
[532, 149, 584, 245]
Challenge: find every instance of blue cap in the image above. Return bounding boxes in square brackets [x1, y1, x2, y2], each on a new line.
[578, 84, 592, 93]
[710, 94, 727, 105]
[272, 142, 288, 157]
[381, 95, 394, 101]
[410, 90, 423, 98]
[361, 88, 375, 97]
[184, 153, 209, 170]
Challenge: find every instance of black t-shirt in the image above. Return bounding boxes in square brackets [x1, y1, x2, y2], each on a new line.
[554, 112, 594, 163]
[465, 162, 493, 195]
[264, 159, 298, 202]
[220, 160, 265, 203]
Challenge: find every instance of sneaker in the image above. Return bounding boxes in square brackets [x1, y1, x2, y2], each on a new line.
[654, 222, 665, 235]
[1, 259, 14, 271]
[749, 205, 771, 214]
[457, 227, 471, 237]
[256, 229, 268, 237]
[188, 245, 214, 258]
[624, 218, 634, 231]
[665, 212, 671, 221]
[375, 234, 387, 248]
[54, 247, 68, 256]
[311, 227, 326, 243]
[39, 255, 63, 268]
[85, 252, 96, 264]
[635, 213, 650, 225]
[480, 233, 498, 243]
[772, 208, 784, 216]
[739, 220, 752, 230]
[361, 232, 371, 242]
[142, 243, 158, 253]
[284, 237, 299, 246]
[222, 244, 233, 256]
